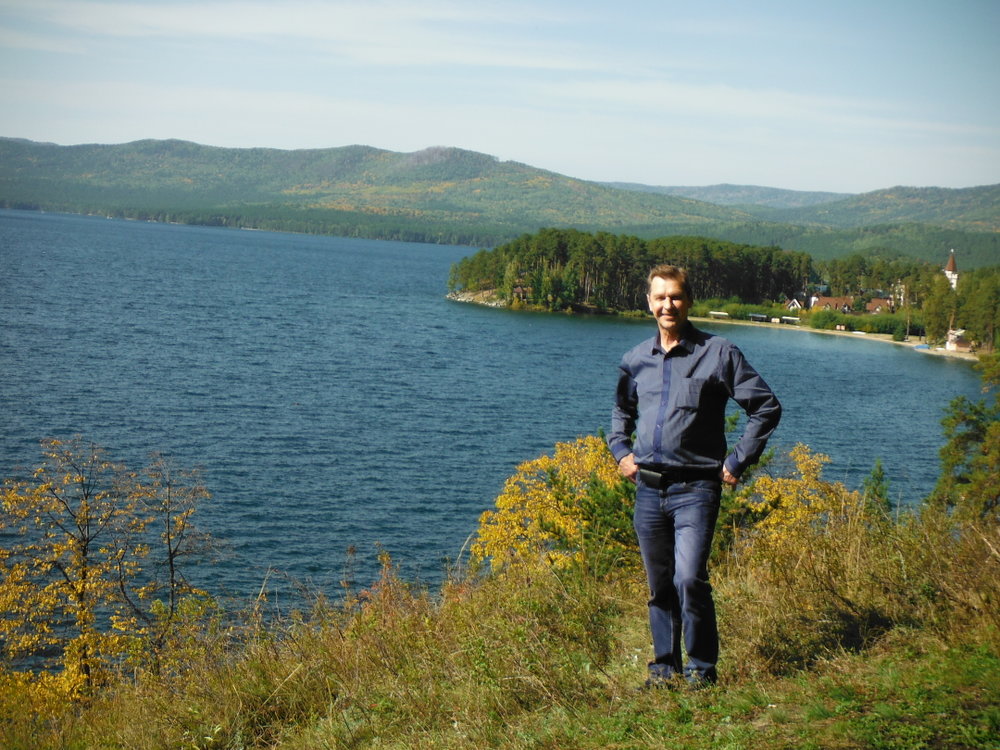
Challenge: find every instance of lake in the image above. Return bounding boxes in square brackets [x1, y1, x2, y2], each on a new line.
[0, 209, 983, 602]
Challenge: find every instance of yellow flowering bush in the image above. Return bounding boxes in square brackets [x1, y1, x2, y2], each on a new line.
[471, 435, 629, 570]
[739, 443, 863, 545]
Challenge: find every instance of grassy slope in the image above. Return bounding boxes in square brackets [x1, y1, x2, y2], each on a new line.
[4, 453, 998, 749]
[8, 568, 995, 750]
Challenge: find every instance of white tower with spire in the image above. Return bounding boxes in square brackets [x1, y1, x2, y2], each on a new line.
[944, 250, 959, 290]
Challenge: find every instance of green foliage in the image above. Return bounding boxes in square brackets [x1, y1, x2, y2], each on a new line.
[746, 184, 1000, 232]
[958, 266, 1000, 352]
[555, 475, 637, 578]
[639, 220, 1000, 268]
[863, 458, 892, 512]
[932, 353, 1000, 519]
[807, 308, 851, 330]
[606, 181, 850, 208]
[802, 303, 926, 339]
[923, 274, 958, 343]
[817, 252, 932, 297]
[450, 228, 810, 311]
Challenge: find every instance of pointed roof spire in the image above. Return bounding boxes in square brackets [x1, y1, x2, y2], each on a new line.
[945, 249, 957, 273]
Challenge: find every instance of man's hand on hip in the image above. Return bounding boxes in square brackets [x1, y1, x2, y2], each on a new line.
[618, 453, 638, 483]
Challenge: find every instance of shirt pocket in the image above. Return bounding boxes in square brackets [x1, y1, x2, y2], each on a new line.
[673, 378, 708, 410]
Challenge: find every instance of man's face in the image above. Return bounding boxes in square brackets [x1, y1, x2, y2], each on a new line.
[647, 276, 691, 339]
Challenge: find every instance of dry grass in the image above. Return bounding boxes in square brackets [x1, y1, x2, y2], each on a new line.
[2, 445, 998, 749]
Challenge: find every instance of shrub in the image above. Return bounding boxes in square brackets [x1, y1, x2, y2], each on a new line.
[807, 309, 851, 330]
[470, 435, 636, 572]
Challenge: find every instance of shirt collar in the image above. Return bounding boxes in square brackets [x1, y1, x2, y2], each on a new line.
[651, 323, 697, 356]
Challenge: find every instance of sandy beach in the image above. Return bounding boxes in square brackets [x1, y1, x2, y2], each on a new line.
[446, 291, 980, 363]
[689, 315, 980, 362]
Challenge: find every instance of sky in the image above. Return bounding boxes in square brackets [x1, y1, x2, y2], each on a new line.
[1, 0, 998, 193]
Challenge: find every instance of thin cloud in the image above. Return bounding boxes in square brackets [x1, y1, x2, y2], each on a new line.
[0, 0, 996, 190]
[2, 0, 597, 71]
[538, 75, 1000, 143]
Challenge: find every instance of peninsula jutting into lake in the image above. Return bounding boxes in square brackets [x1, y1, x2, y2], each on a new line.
[446, 228, 996, 360]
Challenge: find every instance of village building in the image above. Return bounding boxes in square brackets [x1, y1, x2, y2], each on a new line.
[811, 296, 854, 313]
[944, 249, 959, 290]
[866, 297, 895, 314]
[946, 328, 972, 353]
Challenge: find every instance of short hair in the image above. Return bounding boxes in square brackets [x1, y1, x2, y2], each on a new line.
[647, 264, 693, 300]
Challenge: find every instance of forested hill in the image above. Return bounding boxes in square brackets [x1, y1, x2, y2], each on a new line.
[0, 138, 752, 246]
[741, 185, 1000, 231]
[1, 137, 997, 267]
[600, 182, 851, 208]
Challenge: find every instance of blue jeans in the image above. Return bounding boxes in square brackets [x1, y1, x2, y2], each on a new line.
[633, 477, 721, 681]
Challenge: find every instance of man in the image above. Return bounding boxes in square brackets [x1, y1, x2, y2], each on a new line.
[608, 264, 781, 688]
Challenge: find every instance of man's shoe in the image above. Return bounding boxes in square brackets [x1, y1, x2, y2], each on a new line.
[683, 669, 717, 690]
[639, 672, 680, 691]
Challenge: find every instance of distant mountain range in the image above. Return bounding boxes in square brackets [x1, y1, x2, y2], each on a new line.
[1, 137, 997, 267]
[599, 182, 851, 208]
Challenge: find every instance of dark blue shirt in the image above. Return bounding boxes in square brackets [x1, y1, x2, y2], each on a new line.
[608, 324, 781, 478]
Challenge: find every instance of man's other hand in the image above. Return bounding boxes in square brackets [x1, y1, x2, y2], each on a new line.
[618, 453, 639, 483]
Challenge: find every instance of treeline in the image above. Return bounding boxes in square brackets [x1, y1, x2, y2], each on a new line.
[0, 200, 516, 247]
[113, 205, 516, 247]
[652, 219, 1000, 267]
[449, 228, 812, 311]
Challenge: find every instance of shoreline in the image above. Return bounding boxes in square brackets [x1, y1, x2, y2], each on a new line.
[690, 315, 979, 362]
[446, 291, 980, 363]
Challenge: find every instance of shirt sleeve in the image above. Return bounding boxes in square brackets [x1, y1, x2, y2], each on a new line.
[724, 345, 782, 477]
[607, 359, 638, 463]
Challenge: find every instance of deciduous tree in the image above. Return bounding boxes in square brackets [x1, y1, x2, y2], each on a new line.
[0, 438, 211, 695]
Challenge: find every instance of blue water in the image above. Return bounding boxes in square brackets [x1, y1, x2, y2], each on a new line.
[0, 210, 983, 602]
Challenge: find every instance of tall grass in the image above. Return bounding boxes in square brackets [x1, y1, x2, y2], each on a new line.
[1, 440, 998, 749]
[717, 445, 1000, 679]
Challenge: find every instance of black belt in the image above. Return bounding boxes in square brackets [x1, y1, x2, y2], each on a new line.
[638, 466, 720, 488]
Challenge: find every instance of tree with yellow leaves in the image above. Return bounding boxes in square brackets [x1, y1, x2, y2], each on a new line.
[0, 438, 211, 696]
[471, 435, 636, 574]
